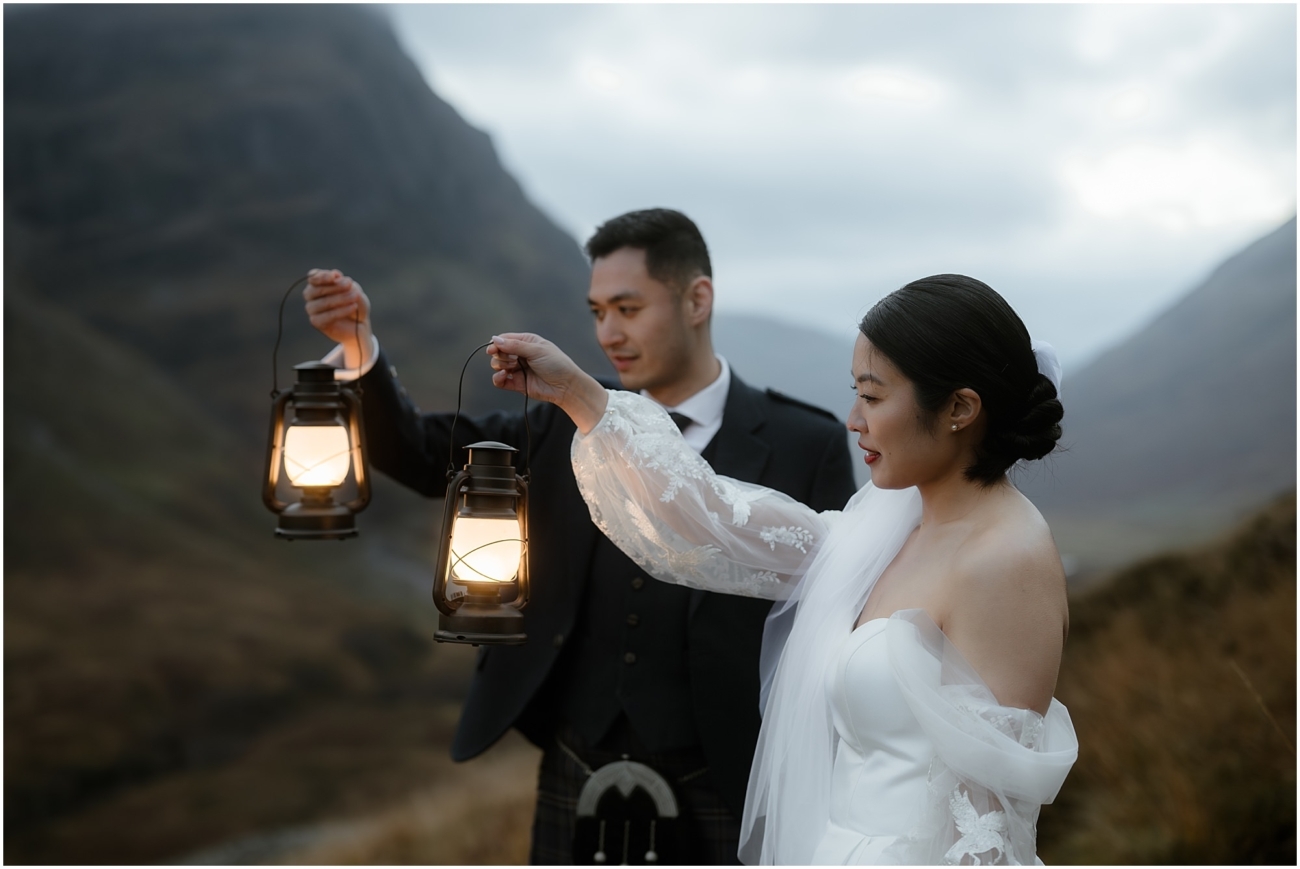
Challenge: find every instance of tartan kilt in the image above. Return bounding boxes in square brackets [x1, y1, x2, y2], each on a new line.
[530, 726, 742, 865]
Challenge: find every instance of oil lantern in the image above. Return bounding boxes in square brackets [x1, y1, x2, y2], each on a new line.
[263, 361, 370, 539]
[433, 441, 529, 644]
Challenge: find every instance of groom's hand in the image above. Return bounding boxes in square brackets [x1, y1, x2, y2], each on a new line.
[488, 333, 608, 433]
[303, 268, 374, 370]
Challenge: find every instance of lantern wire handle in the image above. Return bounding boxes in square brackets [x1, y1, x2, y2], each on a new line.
[272, 275, 311, 398]
[447, 341, 533, 481]
[271, 273, 365, 398]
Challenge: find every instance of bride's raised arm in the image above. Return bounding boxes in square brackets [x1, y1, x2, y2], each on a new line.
[573, 389, 833, 600]
[487, 333, 836, 601]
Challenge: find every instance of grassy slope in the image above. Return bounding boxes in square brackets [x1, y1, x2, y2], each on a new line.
[1038, 492, 1296, 864]
[4, 290, 485, 863]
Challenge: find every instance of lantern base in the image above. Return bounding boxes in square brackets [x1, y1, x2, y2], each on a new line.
[275, 502, 358, 540]
[436, 603, 526, 646]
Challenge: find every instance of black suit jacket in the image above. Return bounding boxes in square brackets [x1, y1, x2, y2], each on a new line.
[357, 350, 857, 816]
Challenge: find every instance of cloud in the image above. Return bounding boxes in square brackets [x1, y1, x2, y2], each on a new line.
[386, 3, 1295, 368]
[1061, 140, 1295, 230]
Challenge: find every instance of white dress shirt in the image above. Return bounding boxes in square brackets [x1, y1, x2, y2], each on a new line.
[646, 355, 730, 455]
[323, 338, 730, 455]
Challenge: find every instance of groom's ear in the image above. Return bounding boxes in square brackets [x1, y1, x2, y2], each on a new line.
[948, 388, 982, 432]
[682, 275, 714, 327]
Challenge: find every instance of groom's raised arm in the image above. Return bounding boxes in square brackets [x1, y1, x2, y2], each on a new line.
[355, 349, 537, 497]
[303, 269, 537, 498]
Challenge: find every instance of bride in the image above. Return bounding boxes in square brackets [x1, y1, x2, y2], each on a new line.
[487, 274, 1079, 865]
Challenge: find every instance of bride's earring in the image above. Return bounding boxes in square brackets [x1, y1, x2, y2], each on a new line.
[951, 424, 959, 432]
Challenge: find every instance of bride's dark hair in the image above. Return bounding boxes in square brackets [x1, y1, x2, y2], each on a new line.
[858, 274, 1063, 484]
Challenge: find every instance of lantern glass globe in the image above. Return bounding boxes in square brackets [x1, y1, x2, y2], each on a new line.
[283, 425, 352, 487]
[449, 517, 523, 583]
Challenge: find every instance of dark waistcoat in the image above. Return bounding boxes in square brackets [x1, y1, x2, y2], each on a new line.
[556, 535, 697, 749]
[554, 436, 722, 750]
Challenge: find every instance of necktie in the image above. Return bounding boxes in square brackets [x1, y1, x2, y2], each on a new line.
[668, 411, 694, 432]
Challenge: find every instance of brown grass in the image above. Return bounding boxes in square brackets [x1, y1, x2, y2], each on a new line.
[4, 544, 480, 864]
[275, 731, 540, 865]
[1038, 492, 1296, 864]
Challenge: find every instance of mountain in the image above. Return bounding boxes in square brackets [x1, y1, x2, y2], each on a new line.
[2, 4, 610, 862]
[1020, 218, 1297, 572]
[4, 3, 610, 434]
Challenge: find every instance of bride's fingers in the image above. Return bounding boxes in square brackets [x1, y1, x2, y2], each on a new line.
[487, 341, 516, 364]
[488, 354, 521, 373]
[490, 333, 545, 360]
[491, 369, 528, 392]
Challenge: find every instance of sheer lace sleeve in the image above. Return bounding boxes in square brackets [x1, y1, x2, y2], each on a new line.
[571, 389, 836, 600]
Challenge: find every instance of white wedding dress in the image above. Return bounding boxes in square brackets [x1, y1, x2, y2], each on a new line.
[571, 390, 1078, 865]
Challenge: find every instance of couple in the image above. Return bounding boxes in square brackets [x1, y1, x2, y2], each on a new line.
[486, 275, 1080, 863]
[305, 209, 1077, 864]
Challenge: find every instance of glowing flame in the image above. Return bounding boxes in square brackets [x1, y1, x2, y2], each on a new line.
[284, 425, 351, 487]
[450, 516, 523, 584]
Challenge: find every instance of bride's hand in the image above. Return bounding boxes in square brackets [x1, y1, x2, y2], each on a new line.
[488, 333, 609, 433]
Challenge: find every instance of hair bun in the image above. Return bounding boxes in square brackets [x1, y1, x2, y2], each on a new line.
[1004, 374, 1063, 462]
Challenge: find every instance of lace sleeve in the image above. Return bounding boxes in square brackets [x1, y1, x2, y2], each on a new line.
[571, 389, 834, 600]
[880, 611, 1079, 866]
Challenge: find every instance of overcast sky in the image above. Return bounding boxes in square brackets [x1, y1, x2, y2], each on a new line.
[386, 3, 1295, 369]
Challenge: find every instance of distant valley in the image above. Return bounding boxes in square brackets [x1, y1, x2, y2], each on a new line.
[718, 217, 1297, 575]
[1021, 217, 1296, 573]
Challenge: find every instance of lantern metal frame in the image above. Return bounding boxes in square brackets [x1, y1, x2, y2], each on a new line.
[432, 440, 530, 645]
[263, 361, 371, 540]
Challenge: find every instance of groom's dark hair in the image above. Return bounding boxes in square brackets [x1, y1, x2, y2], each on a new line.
[585, 208, 712, 292]
[859, 274, 1064, 485]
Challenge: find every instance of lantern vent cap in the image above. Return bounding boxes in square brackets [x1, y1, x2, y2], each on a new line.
[465, 441, 519, 469]
[293, 361, 339, 385]
[466, 441, 517, 452]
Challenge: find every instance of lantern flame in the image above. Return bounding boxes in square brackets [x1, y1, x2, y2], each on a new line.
[284, 425, 352, 487]
[450, 517, 524, 583]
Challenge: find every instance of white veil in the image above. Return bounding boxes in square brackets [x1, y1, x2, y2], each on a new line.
[740, 482, 923, 864]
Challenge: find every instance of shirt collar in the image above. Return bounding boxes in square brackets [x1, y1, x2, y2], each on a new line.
[643, 355, 731, 428]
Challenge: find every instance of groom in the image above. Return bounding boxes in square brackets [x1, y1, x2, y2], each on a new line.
[304, 208, 856, 864]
